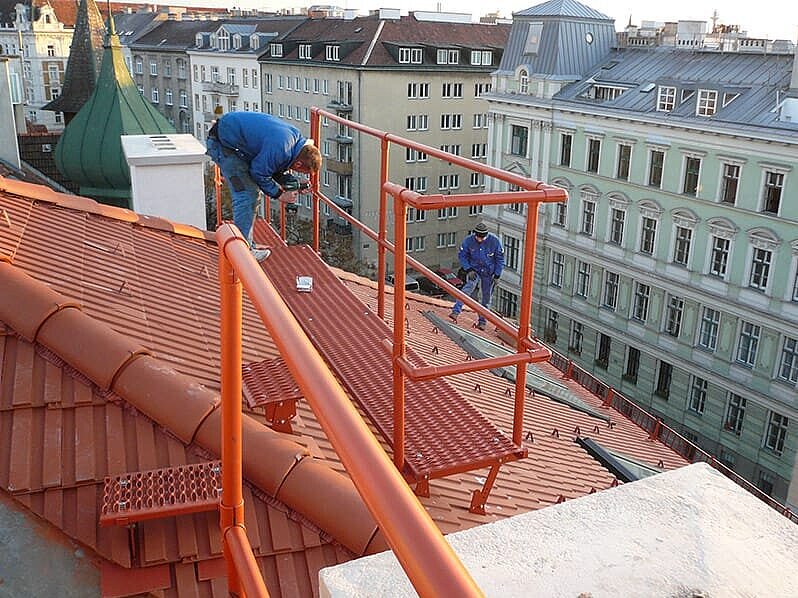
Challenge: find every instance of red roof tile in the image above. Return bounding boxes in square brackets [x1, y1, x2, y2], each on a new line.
[0, 176, 690, 595]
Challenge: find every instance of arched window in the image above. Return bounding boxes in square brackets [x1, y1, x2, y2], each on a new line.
[519, 69, 529, 94]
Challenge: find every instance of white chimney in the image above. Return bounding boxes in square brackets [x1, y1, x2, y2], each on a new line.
[791, 45, 798, 90]
[121, 134, 209, 230]
[0, 58, 21, 169]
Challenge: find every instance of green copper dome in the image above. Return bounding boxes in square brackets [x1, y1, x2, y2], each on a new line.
[55, 19, 175, 207]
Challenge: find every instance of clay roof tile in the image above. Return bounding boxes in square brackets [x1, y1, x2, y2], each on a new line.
[0, 261, 80, 341]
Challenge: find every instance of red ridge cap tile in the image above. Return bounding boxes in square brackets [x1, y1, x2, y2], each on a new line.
[0, 175, 73, 205]
[0, 261, 81, 341]
[112, 355, 220, 445]
[276, 457, 379, 556]
[37, 307, 151, 391]
[195, 410, 309, 495]
[134, 214, 175, 233]
[171, 222, 215, 242]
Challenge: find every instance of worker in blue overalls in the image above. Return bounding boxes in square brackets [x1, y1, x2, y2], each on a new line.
[449, 221, 505, 330]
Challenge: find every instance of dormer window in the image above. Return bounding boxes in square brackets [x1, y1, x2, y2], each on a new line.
[519, 69, 529, 94]
[270, 43, 283, 57]
[586, 84, 627, 101]
[681, 88, 695, 103]
[299, 44, 312, 59]
[250, 35, 259, 50]
[657, 85, 676, 111]
[723, 92, 739, 107]
[325, 45, 339, 61]
[436, 49, 459, 64]
[217, 30, 230, 51]
[232, 34, 242, 50]
[195, 33, 204, 48]
[524, 22, 544, 54]
[470, 50, 492, 66]
[697, 89, 717, 116]
[399, 47, 422, 64]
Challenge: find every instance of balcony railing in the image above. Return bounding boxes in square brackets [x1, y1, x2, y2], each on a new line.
[202, 80, 239, 95]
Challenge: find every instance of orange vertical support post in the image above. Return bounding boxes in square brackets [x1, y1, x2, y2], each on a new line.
[310, 110, 321, 253]
[214, 164, 223, 228]
[279, 202, 287, 242]
[218, 246, 245, 596]
[391, 190, 407, 470]
[512, 200, 541, 445]
[377, 137, 389, 319]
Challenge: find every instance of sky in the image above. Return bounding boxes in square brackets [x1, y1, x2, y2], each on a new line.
[188, 0, 798, 42]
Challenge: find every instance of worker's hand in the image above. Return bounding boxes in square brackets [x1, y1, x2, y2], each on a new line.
[278, 190, 298, 204]
[466, 270, 478, 282]
[493, 274, 500, 281]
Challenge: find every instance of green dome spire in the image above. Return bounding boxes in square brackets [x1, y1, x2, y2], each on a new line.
[55, 17, 175, 207]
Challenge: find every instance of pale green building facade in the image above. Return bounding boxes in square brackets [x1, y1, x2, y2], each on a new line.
[484, 0, 798, 508]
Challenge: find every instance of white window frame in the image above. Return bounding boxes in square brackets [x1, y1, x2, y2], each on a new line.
[325, 45, 340, 61]
[657, 85, 676, 111]
[696, 89, 718, 116]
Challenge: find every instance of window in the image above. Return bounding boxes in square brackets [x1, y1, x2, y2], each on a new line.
[179, 90, 187, 108]
[724, 393, 746, 435]
[510, 125, 528, 156]
[553, 202, 567, 227]
[673, 226, 692, 266]
[407, 82, 429, 99]
[441, 82, 463, 98]
[474, 83, 491, 96]
[709, 236, 730, 277]
[177, 59, 186, 78]
[227, 67, 236, 86]
[270, 43, 283, 57]
[657, 86, 676, 111]
[148, 60, 157, 76]
[550, 252, 564, 287]
[581, 197, 596, 236]
[211, 66, 219, 83]
[47, 44, 56, 57]
[664, 295, 683, 337]
[151, 87, 159, 103]
[736, 321, 760, 366]
[504, 235, 520, 271]
[242, 69, 249, 88]
[519, 69, 529, 94]
[252, 70, 258, 89]
[135, 57, 143, 74]
[471, 143, 487, 159]
[544, 309, 558, 343]
[639, 217, 657, 254]
[469, 205, 484, 216]
[470, 50, 492, 65]
[683, 156, 701, 196]
[648, 149, 664, 188]
[698, 307, 720, 351]
[688, 377, 707, 414]
[625, 347, 640, 383]
[655, 361, 672, 398]
[299, 43, 312, 59]
[720, 163, 740, 204]
[749, 248, 772, 291]
[762, 171, 784, 214]
[778, 336, 798, 383]
[757, 471, 775, 496]
[575, 261, 591, 298]
[764, 412, 788, 455]
[473, 113, 488, 128]
[568, 321, 583, 354]
[696, 89, 717, 116]
[436, 48, 459, 64]
[165, 89, 173, 105]
[632, 283, 650, 322]
[596, 334, 611, 368]
[602, 272, 619, 310]
[560, 133, 572, 167]
[439, 114, 462, 129]
[586, 138, 601, 173]
[470, 172, 485, 188]
[497, 289, 518, 318]
[616, 144, 631, 180]
[609, 208, 625, 246]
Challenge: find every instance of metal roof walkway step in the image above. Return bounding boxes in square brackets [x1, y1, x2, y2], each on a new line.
[253, 221, 525, 511]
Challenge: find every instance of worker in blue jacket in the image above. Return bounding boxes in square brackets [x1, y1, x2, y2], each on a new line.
[206, 110, 322, 261]
[449, 221, 504, 330]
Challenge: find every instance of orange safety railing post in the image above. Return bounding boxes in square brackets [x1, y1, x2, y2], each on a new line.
[214, 164, 223, 228]
[279, 201, 287, 242]
[392, 189, 407, 470]
[218, 241, 246, 596]
[310, 109, 321, 253]
[377, 136, 390, 319]
[225, 526, 269, 597]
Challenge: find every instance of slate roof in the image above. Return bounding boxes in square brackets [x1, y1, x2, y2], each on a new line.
[514, 0, 612, 20]
[0, 176, 691, 595]
[555, 47, 798, 135]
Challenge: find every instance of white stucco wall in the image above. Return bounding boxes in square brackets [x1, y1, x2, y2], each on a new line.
[320, 463, 798, 598]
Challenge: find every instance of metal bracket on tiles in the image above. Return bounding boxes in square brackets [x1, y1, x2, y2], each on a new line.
[1, 208, 10, 227]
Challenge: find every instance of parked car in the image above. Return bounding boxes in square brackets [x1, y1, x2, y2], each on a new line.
[434, 267, 464, 289]
[385, 274, 421, 292]
[415, 275, 446, 297]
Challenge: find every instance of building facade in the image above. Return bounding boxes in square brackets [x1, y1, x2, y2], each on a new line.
[258, 9, 509, 271]
[485, 0, 798, 508]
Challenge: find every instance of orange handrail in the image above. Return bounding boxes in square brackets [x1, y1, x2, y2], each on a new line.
[216, 224, 482, 598]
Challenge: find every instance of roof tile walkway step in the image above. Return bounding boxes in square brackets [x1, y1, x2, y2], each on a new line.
[253, 221, 526, 483]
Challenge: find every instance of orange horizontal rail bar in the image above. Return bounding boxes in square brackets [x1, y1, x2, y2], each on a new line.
[313, 107, 553, 191]
[409, 188, 566, 209]
[392, 346, 545, 382]
[216, 224, 482, 598]
[225, 525, 270, 598]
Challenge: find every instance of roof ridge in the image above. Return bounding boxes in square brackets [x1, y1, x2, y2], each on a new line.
[0, 260, 383, 555]
[0, 175, 214, 242]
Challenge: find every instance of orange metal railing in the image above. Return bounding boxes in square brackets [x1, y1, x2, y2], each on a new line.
[216, 224, 482, 597]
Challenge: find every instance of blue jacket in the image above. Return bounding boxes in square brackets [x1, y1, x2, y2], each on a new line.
[215, 112, 307, 198]
[458, 232, 504, 277]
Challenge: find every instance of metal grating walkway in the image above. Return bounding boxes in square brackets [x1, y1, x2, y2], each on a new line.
[253, 221, 526, 483]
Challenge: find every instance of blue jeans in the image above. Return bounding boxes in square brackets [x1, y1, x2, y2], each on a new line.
[206, 137, 259, 247]
[451, 272, 494, 324]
